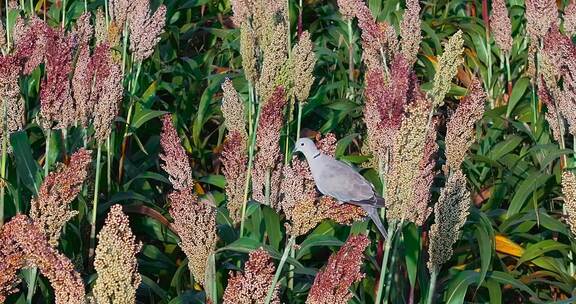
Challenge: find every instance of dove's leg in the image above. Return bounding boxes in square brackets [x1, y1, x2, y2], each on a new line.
[363, 206, 388, 239]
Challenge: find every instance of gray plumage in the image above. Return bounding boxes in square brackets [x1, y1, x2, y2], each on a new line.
[293, 138, 387, 239]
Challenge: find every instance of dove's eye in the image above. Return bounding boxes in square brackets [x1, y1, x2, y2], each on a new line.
[300, 143, 304, 146]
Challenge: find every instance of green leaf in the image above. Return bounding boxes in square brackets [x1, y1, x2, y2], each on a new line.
[446, 271, 479, 304]
[335, 133, 358, 158]
[517, 240, 569, 265]
[487, 135, 523, 160]
[403, 223, 420, 288]
[296, 235, 344, 259]
[506, 77, 531, 117]
[10, 131, 41, 195]
[263, 206, 282, 251]
[474, 223, 492, 289]
[199, 174, 226, 189]
[132, 109, 168, 129]
[506, 171, 551, 217]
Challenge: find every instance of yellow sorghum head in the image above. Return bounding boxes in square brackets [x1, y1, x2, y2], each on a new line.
[93, 205, 142, 304]
[562, 171, 576, 235]
[429, 30, 464, 107]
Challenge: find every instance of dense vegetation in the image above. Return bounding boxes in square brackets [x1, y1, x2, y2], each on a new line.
[1, 0, 576, 303]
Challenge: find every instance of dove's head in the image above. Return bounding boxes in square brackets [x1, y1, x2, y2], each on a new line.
[293, 138, 320, 159]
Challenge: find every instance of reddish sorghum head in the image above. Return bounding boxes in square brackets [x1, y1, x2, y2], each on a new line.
[159, 114, 194, 191]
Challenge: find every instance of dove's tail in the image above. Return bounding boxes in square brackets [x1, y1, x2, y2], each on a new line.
[364, 206, 388, 240]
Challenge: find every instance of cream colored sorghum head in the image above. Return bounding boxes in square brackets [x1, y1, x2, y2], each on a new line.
[427, 169, 471, 272]
[221, 131, 248, 224]
[400, 0, 422, 65]
[128, 0, 166, 62]
[564, 1, 576, 37]
[490, 0, 513, 54]
[562, 171, 576, 235]
[93, 205, 142, 304]
[221, 78, 247, 139]
[159, 115, 194, 191]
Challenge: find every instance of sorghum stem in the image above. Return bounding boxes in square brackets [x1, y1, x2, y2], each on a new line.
[383, 222, 403, 303]
[118, 61, 142, 182]
[61, 0, 66, 28]
[375, 221, 396, 303]
[89, 144, 103, 259]
[0, 103, 7, 228]
[107, 135, 112, 193]
[486, 35, 493, 107]
[505, 53, 512, 95]
[426, 270, 438, 304]
[44, 128, 51, 177]
[239, 99, 261, 237]
[104, 0, 109, 27]
[26, 268, 38, 304]
[347, 19, 354, 100]
[265, 236, 295, 304]
[295, 101, 303, 140]
[264, 167, 271, 205]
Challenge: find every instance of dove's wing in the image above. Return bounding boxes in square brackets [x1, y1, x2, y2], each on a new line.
[310, 155, 375, 202]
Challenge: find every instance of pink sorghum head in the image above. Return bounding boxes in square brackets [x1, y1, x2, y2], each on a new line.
[306, 234, 370, 304]
[128, 0, 167, 62]
[399, 0, 422, 65]
[0, 55, 25, 134]
[490, 0, 513, 53]
[221, 130, 248, 224]
[14, 17, 50, 75]
[444, 76, 486, 172]
[0, 215, 85, 304]
[525, 0, 557, 40]
[564, 1, 576, 37]
[72, 12, 96, 127]
[30, 149, 93, 247]
[91, 44, 124, 143]
[538, 77, 565, 143]
[160, 115, 194, 191]
[252, 87, 286, 206]
[223, 248, 280, 304]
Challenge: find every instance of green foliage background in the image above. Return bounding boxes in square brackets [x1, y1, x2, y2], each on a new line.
[2, 0, 576, 303]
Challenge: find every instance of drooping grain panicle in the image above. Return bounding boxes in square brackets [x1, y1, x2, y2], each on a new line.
[168, 187, 218, 286]
[223, 248, 280, 304]
[399, 0, 422, 65]
[490, 0, 513, 54]
[363, 56, 411, 166]
[92, 44, 124, 143]
[252, 87, 286, 206]
[128, 0, 167, 62]
[444, 76, 486, 173]
[160, 115, 194, 191]
[0, 55, 25, 135]
[306, 234, 370, 304]
[564, 1, 576, 37]
[257, 22, 289, 104]
[0, 215, 85, 304]
[289, 31, 317, 103]
[541, 27, 576, 136]
[93, 205, 142, 304]
[427, 169, 471, 272]
[239, 25, 259, 84]
[94, 8, 107, 45]
[160, 114, 217, 285]
[30, 149, 92, 247]
[13, 17, 49, 75]
[430, 30, 464, 107]
[109, 0, 134, 32]
[538, 78, 565, 143]
[525, 0, 557, 40]
[221, 131, 248, 224]
[386, 91, 434, 224]
[221, 78, 247, 139]
[562, 171, 576, 235]
[38, 26, 75, 129]
[72, 12, 95, 127]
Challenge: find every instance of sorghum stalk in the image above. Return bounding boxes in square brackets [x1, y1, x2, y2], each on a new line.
[383, 221, 404, 303]
[296, 101, 303, 140]
[264, 236, 295, 304]
[107, 136, 112, 193]
[239, 97, 261, 237]
[26, 268, 39, 304]
[118, 61, 142, 182]
[0, 102, 6, 228]
[62, 0, 66, 28]
[5, 0, 9, 46]
[84, 0, 87, 12]
[104, 0, 109, 27]
[45, 129, 51, 177]
[486, 37, 493, 107]
[89, 144, 103, 259]
[375, 221, 396, 303]
[505, 53, 512, 95]
[426, 269, 438, 304]
[347, 19, 354, 99]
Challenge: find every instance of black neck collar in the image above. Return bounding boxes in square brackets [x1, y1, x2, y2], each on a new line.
[312, 152, 321, 159]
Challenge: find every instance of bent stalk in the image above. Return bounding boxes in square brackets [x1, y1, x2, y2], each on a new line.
[89, 144, 103, 259]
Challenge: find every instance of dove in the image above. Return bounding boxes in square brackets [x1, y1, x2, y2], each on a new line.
[293, 137, 387, 239]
